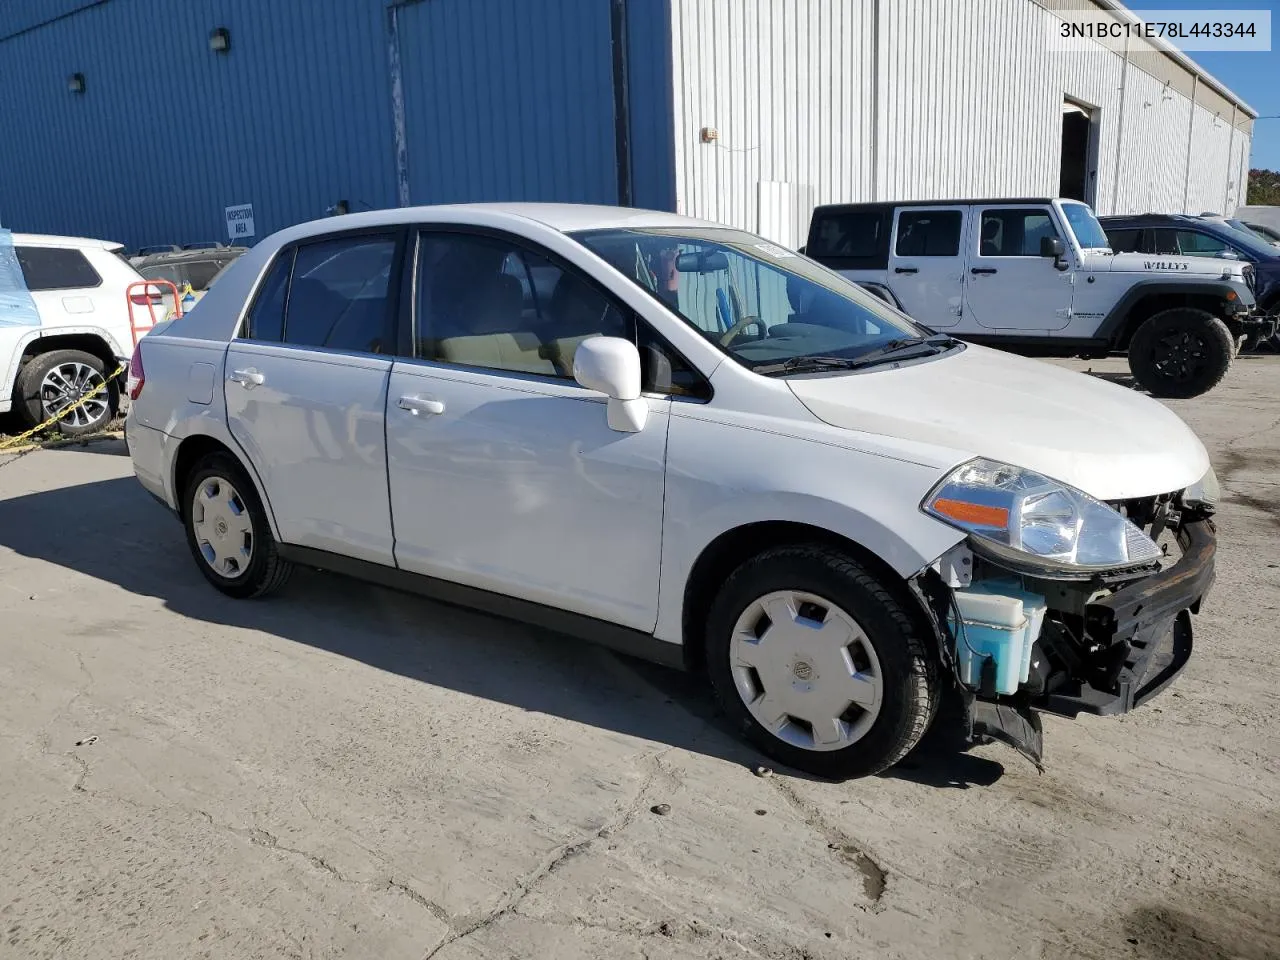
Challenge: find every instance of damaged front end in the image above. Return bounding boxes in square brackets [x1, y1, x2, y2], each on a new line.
[913, 459, 1218, 769]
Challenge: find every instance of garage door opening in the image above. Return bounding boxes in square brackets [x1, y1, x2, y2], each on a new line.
[1060, 100, 1097, 205]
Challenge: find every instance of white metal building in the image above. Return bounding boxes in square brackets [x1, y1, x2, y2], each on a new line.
[668, 0, 1256, 247]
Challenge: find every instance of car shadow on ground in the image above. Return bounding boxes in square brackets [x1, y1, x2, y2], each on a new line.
[0, 474, 1004, 788]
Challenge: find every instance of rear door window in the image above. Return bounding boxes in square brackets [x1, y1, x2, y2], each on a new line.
[14, 247, 102, 290]
[283, 235, 397, 353]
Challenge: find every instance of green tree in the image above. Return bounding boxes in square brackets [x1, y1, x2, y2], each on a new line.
[1248, 168, 1280, 205]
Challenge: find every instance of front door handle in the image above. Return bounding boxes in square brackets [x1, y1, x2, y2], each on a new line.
[970, 267, 998, 275]
[398, 394, 445, 416]
[228, 368, 265, 387]
[893, 266, 918, 274]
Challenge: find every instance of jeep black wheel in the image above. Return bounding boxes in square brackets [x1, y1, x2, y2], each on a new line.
[1128, 308, 1234, 399]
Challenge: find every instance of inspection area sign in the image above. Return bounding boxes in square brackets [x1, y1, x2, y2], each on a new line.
[225, 203, 255, 241]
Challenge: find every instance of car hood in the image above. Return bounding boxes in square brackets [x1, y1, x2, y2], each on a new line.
[785, 344, 1210, 501]
[1093, 251, 1248, 279]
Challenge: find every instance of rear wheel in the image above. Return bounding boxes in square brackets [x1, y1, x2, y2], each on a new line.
[13, 349, 118, 437]
[182, 453, 293, 599]
[705, 545, 939, 779]
[1127, 308, 1234, 399]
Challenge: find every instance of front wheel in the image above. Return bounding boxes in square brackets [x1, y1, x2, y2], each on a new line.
[1127, 308, 1234, 399]
[705, 545, 940, 779]
[182, 453, 293, 599]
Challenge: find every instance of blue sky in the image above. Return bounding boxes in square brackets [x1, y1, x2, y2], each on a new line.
[1142, 1, 1280, 169]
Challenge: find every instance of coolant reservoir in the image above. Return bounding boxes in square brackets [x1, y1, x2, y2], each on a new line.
[950, 579, 1047, 695]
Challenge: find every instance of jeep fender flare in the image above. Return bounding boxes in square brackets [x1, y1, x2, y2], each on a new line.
[1095, 280, 1249, 347]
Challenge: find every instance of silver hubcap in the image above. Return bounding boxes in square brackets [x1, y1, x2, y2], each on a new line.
[191, 477, 254, 578]
[40, 362, 108, 428]
[730, 590, 884, 752]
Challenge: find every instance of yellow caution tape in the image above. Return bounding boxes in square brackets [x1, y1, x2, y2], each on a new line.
[0, 362, 126, 451]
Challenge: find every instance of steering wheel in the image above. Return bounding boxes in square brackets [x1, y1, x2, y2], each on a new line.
[719, 316, 765, 346]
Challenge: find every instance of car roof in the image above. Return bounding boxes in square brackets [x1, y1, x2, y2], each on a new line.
[134, 248, 246, 267]
[273, 202, 723, 247]
[1098, 214, 1220, 228]
[814, 198, 1058, 213]
[9, 232, 123, 251]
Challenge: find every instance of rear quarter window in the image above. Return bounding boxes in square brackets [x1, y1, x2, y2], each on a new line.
[14, 247, 102, 291]
[1104, 228, 1141, 252]
[806, 208, 891, 270]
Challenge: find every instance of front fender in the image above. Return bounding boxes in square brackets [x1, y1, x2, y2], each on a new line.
[653, 412, 965, 644]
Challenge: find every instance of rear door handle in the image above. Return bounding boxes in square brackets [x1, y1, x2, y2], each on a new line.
[228, 368, 265, 387]
[970, 267, 998, 275]
[398, 394, 445, 416]
[893, 266, 918, 274]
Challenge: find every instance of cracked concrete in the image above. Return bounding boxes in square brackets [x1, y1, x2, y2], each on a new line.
[1, 357, 1279, 959]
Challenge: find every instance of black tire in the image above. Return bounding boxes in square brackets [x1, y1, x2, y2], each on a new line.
[1127, 308, 1234, 399]
[181, 452, 293, 599]
[705, 545, 940, 780]
[13, 349, 119, 437]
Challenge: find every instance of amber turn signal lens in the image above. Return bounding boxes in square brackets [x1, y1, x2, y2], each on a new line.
[931, 497, 1009, 528]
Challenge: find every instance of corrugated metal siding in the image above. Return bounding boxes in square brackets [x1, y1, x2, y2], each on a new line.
[626, 0, 677, 210]
[669, 0, 875, 246]
[670, 0, 1248, 237]
[396, 0, 618, 206]
[1110, 65, 1193, 214]
[1184, 103, 1240, 215]
[0, 0, 396, 249]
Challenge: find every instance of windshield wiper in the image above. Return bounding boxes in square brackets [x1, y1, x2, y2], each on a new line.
[844, 334, 959, 369]
[752, 336, 960, 376]
[752, 355, 867, 375]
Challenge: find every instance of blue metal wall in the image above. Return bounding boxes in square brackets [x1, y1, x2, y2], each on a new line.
[625, 0, 677, 211]
[0, 0, 675, 251]
[0, 0, 397, 248]
[396, 0, 618, 205]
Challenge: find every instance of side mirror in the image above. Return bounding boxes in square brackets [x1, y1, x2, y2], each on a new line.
[1040, 235, 1069, 270]
[572, 336, 648, 433]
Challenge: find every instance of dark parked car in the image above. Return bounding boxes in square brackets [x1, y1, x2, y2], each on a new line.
[1100, 214, 1280, 349]
[132, 246, 248, 302]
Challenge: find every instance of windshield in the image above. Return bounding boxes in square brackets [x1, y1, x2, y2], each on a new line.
[1215, 221, 1280, 259]
[572, 227, 934, 370]
[1060, 202, 1111, 250]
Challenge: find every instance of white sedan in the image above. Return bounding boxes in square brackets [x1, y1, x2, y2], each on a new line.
[125, 203, 1218, 778]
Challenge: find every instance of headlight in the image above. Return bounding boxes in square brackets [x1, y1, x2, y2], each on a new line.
[922, 458, 1162, 575]
[1183, 465, 1220, 507]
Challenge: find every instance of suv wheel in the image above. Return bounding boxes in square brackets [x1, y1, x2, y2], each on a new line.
[706, 545, 939, 779]
[14, 349, 118, 437]
[1127, 308, 1234, 399]
[182, 453, 293, 599]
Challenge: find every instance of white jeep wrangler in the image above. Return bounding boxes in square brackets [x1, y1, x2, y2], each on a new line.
[802, 198, 1272, 398]
[1, 231, 164, 437]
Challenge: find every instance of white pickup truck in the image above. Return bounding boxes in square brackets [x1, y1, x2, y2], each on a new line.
[802, 198, 1273, 398]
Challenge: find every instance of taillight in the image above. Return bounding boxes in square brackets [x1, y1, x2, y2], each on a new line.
[129, 285, 164, 307]
[127, 347, 145, 400]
